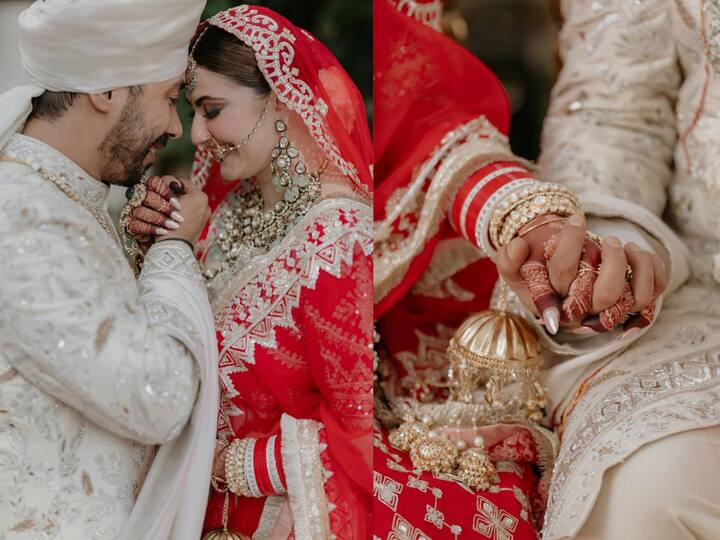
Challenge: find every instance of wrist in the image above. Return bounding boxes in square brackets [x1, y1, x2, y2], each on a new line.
[155, 236, 195, 252]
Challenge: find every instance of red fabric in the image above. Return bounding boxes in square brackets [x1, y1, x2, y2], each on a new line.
[374, 427, 543, 539]
[374, 0, 511, 318]
[191, 4, 372, 199]
[374, 2, 544, 538]
[449, 162, 533, 247]
[195, 6, 373, 538]
[201, 201, 373, 539]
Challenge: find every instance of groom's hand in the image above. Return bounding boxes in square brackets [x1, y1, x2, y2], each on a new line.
[496, 213, 667, 336]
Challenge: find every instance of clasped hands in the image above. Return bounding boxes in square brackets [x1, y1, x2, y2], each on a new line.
[496, 213, 667, 338]
[121, 175, 210, 247]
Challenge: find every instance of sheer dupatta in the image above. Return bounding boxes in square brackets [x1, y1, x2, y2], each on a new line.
[374, 0, 510, 316]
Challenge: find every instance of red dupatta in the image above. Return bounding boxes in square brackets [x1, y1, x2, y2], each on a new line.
[192, 4, 373, 203]
[374, 0, 510, 316]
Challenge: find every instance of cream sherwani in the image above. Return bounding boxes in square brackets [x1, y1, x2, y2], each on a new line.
[0, 134, 218, 539]
[537, 0, 720, 538]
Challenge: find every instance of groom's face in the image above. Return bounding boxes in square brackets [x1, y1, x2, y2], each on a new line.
[98, 77, 184, 186]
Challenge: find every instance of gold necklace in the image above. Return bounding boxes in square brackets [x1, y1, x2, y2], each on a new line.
[203, 162, 326, 281]
[0, 155, 116, 242]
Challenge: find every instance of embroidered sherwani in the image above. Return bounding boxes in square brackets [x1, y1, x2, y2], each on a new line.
[538, 1, 720, 537]
[0, 134, 216, 539]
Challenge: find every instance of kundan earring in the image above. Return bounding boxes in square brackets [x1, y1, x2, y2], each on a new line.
[270, 120, 311, 203]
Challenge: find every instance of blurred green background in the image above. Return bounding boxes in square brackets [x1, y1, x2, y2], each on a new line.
[157, 0, 372, 178]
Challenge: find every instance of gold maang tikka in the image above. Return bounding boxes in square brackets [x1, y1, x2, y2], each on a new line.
[185, 27, 208, 94]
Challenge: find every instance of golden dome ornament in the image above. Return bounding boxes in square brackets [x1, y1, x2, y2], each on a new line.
[447, 281, 547, 422]
[203, 531, 249, 540]
[202, 493, 251, 540]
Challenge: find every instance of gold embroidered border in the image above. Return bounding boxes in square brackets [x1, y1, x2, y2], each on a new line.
[545, 346, 720, 532]
[374, 116, 531, 305]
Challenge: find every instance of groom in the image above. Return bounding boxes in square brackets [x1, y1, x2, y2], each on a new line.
[0, 1, 218, 539]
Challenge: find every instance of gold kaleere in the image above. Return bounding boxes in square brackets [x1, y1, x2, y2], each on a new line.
[387, 281, 546, 491]
[201, 493, 250, 540]
[446, 288, 546, 422]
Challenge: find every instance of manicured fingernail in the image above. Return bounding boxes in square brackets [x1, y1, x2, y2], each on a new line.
[170, 197, 181, 210]
[605, 237, 621, 248]
[568, 213, 585, 227]
[171, 211, 184, 223]
[626, 242, 640, 251]
[165, 220, 180, 230]
[543, 307, 560, 335]
[156, 227, 169, 235]
[620, 327, 641, 341]
[569, 326, 595, 335]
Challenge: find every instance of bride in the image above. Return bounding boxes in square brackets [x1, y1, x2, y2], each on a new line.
[126, 5, 373, 539]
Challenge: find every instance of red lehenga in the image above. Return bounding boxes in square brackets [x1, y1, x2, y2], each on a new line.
[191, 6, 373, 539]
[374, 1, 555, 538]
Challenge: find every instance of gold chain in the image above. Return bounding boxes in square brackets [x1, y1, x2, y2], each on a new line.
[0, 156, 116, 242]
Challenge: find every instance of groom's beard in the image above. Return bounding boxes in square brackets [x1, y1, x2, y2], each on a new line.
[98, 97, 161, 187]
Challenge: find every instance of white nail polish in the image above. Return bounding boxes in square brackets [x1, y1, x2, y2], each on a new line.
[165, 220, 180, 230]
[543, 308, 560, 335]
[156, 228, 169, 235]
[621, 327, 641, 341]
[170, 197, 181, 210]
[569, 326, 595, 335]
[171, 211, 184, 223]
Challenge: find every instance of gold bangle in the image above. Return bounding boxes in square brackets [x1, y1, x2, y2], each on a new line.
[489, 183, 579, 248]
[517, 215, 567, 237]
[494, 194, 580, 247]
[225, 438, 252, 497]
[498, 194, 579, 242]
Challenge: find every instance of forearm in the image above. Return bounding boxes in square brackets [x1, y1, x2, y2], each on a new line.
[0, 229, 210, 444]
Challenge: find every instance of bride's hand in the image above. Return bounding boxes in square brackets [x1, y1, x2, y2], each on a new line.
[124, 175, 184, 238]
[496, 214, 667, 335]
[496, 212, 599, 333]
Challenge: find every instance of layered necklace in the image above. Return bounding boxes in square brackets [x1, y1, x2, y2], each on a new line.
[203, 119, 326, 281]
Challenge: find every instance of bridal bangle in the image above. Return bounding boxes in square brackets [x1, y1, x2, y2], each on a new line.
[225, 438, 253, 497]
[489, 182, 581, 248]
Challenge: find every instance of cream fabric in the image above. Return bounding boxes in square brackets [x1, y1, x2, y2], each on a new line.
[0, 0, 205, 148]
[535, 0, 720, 537]
[0, 134, 218, 540]
[576, 426, 720, 540]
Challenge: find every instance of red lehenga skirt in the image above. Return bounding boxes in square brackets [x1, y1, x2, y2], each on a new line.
[374, 255, 550, 539]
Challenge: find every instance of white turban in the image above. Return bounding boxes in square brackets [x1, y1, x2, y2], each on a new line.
[0, 3, 218, 540]
[0, 0, 206, 148]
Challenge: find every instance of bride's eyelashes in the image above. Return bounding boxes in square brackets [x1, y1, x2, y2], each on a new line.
[188, 108, 221, 119]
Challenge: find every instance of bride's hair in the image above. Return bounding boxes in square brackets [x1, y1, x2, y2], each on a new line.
[192, 25, 271, 96]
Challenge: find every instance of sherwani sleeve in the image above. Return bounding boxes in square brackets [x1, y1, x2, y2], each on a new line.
[531, 0, 693, 406]
[0, 203, 207, 446]
[540, 0, 689, 294]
